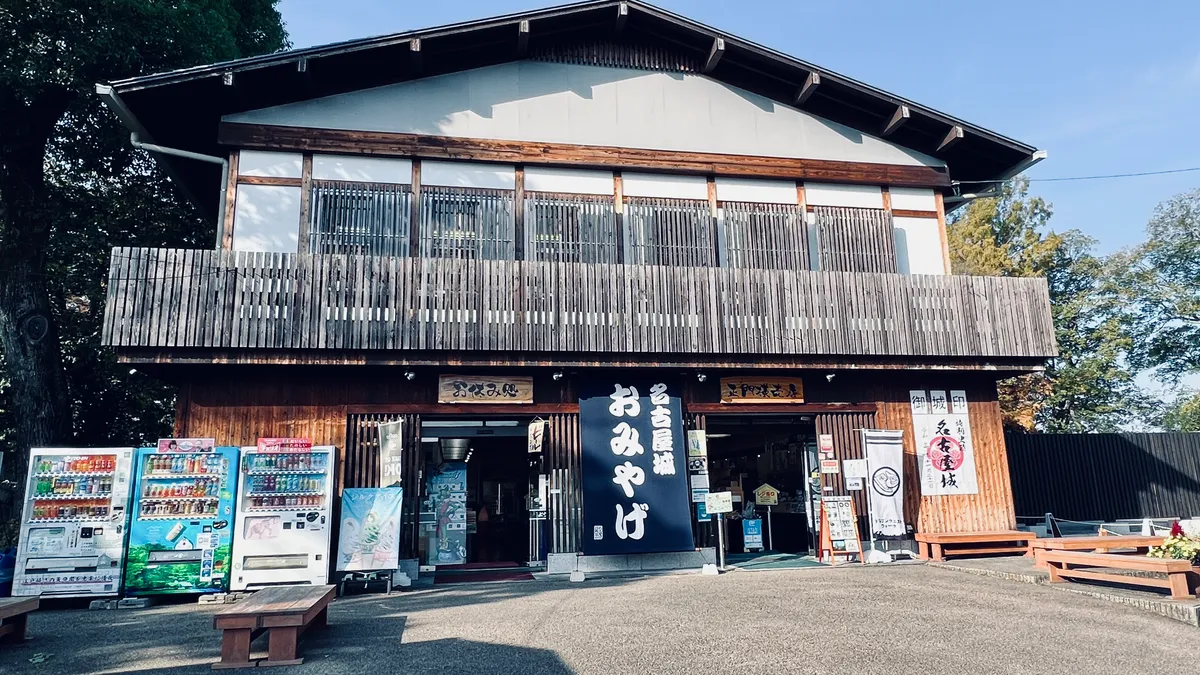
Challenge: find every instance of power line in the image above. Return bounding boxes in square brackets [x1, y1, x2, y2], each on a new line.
[954, 166, 1200, 186]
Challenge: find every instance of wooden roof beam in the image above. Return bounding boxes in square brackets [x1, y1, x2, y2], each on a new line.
[939, 125, 964, 152]
[410, 38, 422, 75]
[615, 2, 628, 35]
[794, 71, 820, 106]
[517, 20, 530, 57]
[703, 37, 725, 74]
[882, 104, 910, 137]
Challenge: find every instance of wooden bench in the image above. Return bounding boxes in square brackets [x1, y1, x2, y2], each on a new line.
[915, 531, 1036, 562]
[1031, 536, 1164, 567]
[212, 585, 335, 669]
[0, 597, 38, 645]
[1041, 550, 1197, 600]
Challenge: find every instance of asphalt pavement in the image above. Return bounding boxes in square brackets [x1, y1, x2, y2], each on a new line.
[2, 564, 1193, 675]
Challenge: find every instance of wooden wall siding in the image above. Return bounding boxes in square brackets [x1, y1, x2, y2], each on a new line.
[689, 413, 717, 549]
[530, 39, 700, 73]
[623, 197, 717, 268]
[720, 202, 810, 271]
[813, 412, 876, 536]
[418, 187, 515, 260]
[310, 181, 413, 257]
[872, 379, 1015, 533]
[525, 193, 620, 264]
[104, 248, 1057, 359]
[545, 413, 584, 554]
[813, 206, 898, 273]
[346, 413, 423, 557]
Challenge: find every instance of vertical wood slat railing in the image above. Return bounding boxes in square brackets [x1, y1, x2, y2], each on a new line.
[813, 206, 898, 273]
[101, 247, 1058, 358]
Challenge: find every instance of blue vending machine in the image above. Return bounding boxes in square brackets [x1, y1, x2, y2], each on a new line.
[124, 443, 239, 596]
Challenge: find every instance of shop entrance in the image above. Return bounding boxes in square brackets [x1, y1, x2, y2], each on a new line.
[417, 419, 544, 580]
[703, 415, 819, 555]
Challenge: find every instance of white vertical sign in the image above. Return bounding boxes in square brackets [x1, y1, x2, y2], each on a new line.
[909, 390, 930, 416]
[912, 389, 978, 495]
[863, 430, 906, 537]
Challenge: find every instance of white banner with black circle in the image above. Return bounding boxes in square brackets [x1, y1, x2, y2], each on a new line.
[863, 430, 906, 538]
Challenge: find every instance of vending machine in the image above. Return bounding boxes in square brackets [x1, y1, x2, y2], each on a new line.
[231, 442, 336, 590]
[123, 443, 240, 596]
[14, 448, 134, 598]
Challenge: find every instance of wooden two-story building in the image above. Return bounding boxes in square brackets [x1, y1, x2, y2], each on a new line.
[97, 2, 1054, 573]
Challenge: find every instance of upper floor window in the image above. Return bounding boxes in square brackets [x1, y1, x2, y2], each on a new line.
[622, 173, 714, 268]
[525, 167, 618, 264]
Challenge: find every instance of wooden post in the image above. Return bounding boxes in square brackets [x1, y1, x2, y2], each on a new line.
[613, 173, 625, 264]
[265, 626, 303, 666]
[297, 154, 313, 254]
[935, 192, 951, 274]
[214, 628, 254, 669]
[409, 159, 422, 257]
[514, 165, 526, 261]
[221, 151, 239, 250]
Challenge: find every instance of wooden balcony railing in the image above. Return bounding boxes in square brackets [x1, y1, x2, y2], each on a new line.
[101, 247, 1057, 359]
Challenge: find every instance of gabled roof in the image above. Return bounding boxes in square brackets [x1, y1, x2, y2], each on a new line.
[98, 0, 1042, 217]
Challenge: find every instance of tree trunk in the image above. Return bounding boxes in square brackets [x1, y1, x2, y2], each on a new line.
[0, 88, 74, 510]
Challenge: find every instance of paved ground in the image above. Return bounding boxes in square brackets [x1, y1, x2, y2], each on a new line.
[3, 564, 1196, 675]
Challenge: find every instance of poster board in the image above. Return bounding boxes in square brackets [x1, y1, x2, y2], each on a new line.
[911, 389, 978, 495]
[337, 487, 403, 572]
[818, 496, 863, 564]
[378, 419, 404, 488]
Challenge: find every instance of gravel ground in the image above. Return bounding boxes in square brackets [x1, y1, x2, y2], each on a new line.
[2, 564, 1194, 675]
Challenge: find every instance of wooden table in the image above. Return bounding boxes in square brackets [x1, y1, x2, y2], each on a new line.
[0, 597, 39, 645]
[915, 531, 1036, 562]
[212, 585, 335, 669]
[1041, 550, 1196, 600]
[1031, 535, 1164, 567]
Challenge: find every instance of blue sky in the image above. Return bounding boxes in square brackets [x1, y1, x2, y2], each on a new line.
[278, 0, 1200, 255]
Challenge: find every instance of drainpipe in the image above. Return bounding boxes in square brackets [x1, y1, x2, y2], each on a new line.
[95, 84, 229, 247]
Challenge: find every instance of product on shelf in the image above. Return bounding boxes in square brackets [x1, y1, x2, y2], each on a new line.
[34, 455, 115, 474]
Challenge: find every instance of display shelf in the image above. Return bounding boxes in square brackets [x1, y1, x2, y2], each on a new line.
[29, 516, 109, 524]
[245, 469, 326, 476]
[143, 473, 220, 479]
[32, 471, 114, 479]
[243, 505, 322, 513]
[137, 513, 216, 521]
[140, 495, 219, 501]
[246, 491, 324, 498]
[30, 493, 113, 501]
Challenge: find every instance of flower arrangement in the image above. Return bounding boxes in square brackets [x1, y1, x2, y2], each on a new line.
[1147, 522, 1200, 566]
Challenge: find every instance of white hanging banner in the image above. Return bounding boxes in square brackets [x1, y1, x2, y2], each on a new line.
[863, 430, 906, 538]
[912, 388, 978, 495]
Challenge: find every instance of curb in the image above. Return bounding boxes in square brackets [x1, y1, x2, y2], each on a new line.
[929, 562, 1200, 628]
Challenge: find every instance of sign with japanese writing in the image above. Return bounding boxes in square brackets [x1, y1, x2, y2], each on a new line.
[822, 496, 860, 553]
[437, 375, 533, 404]
[863, 429, 906, 537]
[378, 419, 404, 488]
[686, 430, 708, 458]
[842, 459, 868, 479]
[257, 438, 312, 453]
[336, 488, 403, 572]
[156, 438, 215, 452]
[527, 419, 547, 454]
[705, 491, 734, 514]
[720, 377, 804, 404]
[753, 484, 779, 506]
[912, 388, 978, 496]
[820, 459, 840, 474]
[743, 519, 764, 551]
[579, 378, 693, 555]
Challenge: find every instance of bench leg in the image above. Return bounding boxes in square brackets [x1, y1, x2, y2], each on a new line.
[1046, 562, 1064, 583]
[0, 613, 29, 644]
[261, 627, 303, 668]
[918, 541, 930, 560]
[212, 628, 255, 670]
[930, 543, 945, 562]
[311, 607, 328, 630]
[1168, 572, 1195, 600]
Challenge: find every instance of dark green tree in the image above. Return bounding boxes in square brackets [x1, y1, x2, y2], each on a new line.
[948, 179, 1156, 432]
[0, 1, 288, 520]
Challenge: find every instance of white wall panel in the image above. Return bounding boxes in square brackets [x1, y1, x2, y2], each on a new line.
[889, 187, 938, 212]
[524, 167, 614, 195]
[238, 150, 302, 178]
[804, 183, 884, 209]
[621, 173, 708, 200]
[232, 185, 301, 253]
[421, 160, 515, 189]
[893, 216, 946, 275]
[226, 62, 945, 169]
[313, 155, 412, 183]
[715, 177, 798, 204]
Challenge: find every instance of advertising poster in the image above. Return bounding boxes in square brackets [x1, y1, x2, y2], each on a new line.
[337, 487, 403, 572]
[579, 378, 693, 555]
[378, 420, 404, 488]
[157, 438, 215, 452]
[743, 519, 764, 551]
[422, 463, 467, 565]
[911, 389, 978, 495]
[863, 430, 906, 538]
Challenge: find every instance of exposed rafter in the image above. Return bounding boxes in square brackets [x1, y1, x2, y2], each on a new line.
[794, 71, 820, 106]
[517, 20, 530, 56]
[615, 2, 629, 35]
[221, 72, 234, 86]
[410, 38, 423, 75]
[882, 104, 910, 137]
[296, 57, 308, 73]
[703, 37, 725, 74]
[939, 125, 964, 152]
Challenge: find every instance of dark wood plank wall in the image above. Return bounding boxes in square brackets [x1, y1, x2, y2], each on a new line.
[544, 414, 584, 554]
[345, 412, 422, 556]
[813, 411, 877, 533]
[105, 248, 1057, 359]
[174, 367, 1017, 538]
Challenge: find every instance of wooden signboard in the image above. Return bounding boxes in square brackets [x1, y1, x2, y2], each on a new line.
[720, 377, 804, 404]
[438, 375, 533, 404]
[818, 495, 864, 564]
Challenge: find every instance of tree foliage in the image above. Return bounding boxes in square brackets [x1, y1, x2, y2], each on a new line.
[948, 178, 1156, 433]
[0, 1, 288, 518]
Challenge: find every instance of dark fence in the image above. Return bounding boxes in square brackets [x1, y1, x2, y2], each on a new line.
[1006, 432, 1200, 522]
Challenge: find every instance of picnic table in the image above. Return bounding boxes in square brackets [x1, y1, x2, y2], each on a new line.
[212, 585, 335, 669]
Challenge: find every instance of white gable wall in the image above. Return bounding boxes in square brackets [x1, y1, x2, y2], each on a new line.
[225, 61, 944, 169]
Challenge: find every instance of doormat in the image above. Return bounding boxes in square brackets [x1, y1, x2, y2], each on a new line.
[727, 552, 826, 570]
